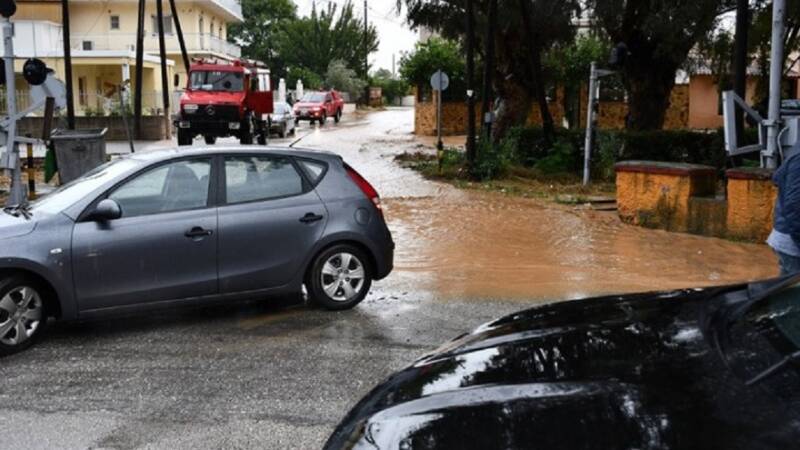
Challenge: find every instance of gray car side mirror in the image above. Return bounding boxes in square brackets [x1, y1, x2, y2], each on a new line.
[90, 199, 122, 221]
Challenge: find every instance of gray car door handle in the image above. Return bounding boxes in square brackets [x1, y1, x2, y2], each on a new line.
[185, 227, 213, 238]
[299, 213, 324, 224]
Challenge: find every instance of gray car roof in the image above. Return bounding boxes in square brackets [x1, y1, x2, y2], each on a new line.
[126, 146, 341, 164]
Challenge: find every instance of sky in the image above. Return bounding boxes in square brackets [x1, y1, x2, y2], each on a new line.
[293, 0, 419, 75]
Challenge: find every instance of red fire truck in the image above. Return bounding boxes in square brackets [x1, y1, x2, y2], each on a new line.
[175, 60, 273, 146]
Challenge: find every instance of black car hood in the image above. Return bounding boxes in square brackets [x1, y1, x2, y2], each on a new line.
[325, 285, 800, 449]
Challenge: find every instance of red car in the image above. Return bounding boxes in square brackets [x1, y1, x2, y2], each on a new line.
[293, 90, 344, 125]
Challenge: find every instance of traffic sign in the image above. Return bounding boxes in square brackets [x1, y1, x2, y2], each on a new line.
[430, 70, 449, 91]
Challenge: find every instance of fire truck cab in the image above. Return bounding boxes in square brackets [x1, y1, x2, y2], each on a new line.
[176, 60, 273, 146]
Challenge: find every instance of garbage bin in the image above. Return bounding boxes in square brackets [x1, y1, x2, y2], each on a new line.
[50, 128, 108, 184]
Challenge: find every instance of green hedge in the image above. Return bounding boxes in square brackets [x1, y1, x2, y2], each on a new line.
[503, 126, 760, 181]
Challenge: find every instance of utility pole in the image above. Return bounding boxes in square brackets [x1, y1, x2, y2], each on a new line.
[465, 0, 476, 166]
[168, 0, 191, 74]
[583, 63, 598, 186]
[1, 12, 22, 205]
[732, 0, 749, 140]
[363, 0, 369, 105]
[480, 0, 497, 139]
[156, 0, 171, 134]
[60, 0, 74, 129]
[133, 0, 145, 138]
[765, 0, 786, 169]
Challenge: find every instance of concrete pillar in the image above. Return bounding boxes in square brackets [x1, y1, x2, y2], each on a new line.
[297, 80, 304, 100]
[278, 78, 286, 103]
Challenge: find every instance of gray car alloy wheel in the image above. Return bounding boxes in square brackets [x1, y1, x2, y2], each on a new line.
[320, 253, 366, 302]
[0, 286, 43, 346]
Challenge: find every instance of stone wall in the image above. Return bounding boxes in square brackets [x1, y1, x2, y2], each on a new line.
[574, 84, 689, 130]
[414, 92, 481, 136]
[414, 84, 691, 136]
[616, 161, 776, 242]
[18, 116, 170, 141]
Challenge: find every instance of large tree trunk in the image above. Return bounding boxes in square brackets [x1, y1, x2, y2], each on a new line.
[625, 62, 676, 131]
[517, 0, 554, 141]
[492, 76, 534, 142]
[529, 46, 555, 137]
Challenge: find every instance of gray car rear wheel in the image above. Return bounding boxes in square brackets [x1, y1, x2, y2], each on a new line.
[0, 275, 47, 357]
[307, 245, 372, 310]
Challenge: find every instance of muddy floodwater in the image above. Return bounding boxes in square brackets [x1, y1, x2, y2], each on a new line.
[296, 108, 778, 304]
[386, 193, 776, 301]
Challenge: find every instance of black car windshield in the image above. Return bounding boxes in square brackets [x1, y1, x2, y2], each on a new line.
[301, 93, 326, 102]
[748, 281, 800, 349]
[189, 71, 244, 92]
[30, 158, 141, 215]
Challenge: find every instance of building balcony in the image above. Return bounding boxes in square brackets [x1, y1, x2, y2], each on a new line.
[70, 33, 242, 59]
[66, 0, 243, 23]
[0, 20, 63, 58]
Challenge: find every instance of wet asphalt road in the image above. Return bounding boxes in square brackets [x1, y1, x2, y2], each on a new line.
[0, 108, 777, 449]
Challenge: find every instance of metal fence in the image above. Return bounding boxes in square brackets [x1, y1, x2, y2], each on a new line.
[0, 89, 167, 117]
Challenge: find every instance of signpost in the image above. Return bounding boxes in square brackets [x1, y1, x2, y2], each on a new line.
[430, 70, 449, 173]
[582, 62, 617, 186]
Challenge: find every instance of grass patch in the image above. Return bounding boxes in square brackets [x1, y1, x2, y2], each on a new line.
[395, 149, 615, 201]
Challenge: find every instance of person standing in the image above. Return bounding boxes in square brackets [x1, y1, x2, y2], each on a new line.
[768, 143, 800, 275]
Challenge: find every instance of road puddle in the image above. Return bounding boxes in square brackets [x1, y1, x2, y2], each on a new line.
[384, 190, 777, 303]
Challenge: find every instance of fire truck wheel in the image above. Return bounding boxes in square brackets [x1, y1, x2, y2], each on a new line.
[177, 129, 193, 146]
[204, 135, 217, 145]
[334, 109, 342, 123]
[240, 131, 253, 145]
[320, 112, 327, 126]
[257, 132, 267, 145]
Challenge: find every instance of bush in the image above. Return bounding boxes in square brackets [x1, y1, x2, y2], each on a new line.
[471, 137, 514, 180]
[507, 126, 583, 168]
[534, 138, 578, 174]
[503, 125, 762, 181]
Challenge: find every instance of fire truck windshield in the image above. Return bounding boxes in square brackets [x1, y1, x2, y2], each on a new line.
[189, 71, 244, 92]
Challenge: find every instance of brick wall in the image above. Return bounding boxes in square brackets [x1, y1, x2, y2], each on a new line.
[413, 84, 691, 136]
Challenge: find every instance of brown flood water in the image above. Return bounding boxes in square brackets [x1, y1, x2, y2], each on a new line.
[384, 190, 777, 303]
[296, 107, 778, 304]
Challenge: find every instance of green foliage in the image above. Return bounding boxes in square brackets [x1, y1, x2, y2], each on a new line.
[227, 0, 298, 79]
[108, 100, 133, 118]
[287, 67, 323, 90]
[534, 138, 578, 174]
[545, 35, 608, 90]
[589, 0, 730, 130]
[690, 30, 735, 89]
[275, 2, 378, 85]
[399, 37, 465, 102]
[748, 1, 800, 103]
[470, 137, 514, 181]
[325, 60, 366, 99]
[82, 106, 104, 117]
[502, 125, 763, 181]
[371, 69, 409, 104]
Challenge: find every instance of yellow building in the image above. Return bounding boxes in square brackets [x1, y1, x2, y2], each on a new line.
[8, 0, 243, 115]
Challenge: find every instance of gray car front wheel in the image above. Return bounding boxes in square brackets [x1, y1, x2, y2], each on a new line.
[0, 275, 47, 356]
[307, 245, 372, 310]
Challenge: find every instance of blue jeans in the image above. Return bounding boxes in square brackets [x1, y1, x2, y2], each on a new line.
[775, 250, 800, 276]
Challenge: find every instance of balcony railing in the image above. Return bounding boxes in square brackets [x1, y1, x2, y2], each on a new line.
[70, 33, 241, 59]
[0, 20, 63, 58]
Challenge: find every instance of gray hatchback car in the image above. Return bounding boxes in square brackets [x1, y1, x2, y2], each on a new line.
[0, 147, 394, 356]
